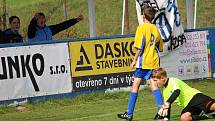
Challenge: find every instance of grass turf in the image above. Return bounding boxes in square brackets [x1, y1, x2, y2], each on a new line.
[0, 79, 214, 121]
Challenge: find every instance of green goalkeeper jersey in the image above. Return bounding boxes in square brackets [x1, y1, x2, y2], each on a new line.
[162, 77, 201, 108]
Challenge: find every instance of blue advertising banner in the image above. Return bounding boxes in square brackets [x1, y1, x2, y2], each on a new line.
[208, 28, 215, 76]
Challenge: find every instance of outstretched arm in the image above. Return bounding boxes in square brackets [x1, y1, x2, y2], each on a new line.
[49, 15, 83, 36]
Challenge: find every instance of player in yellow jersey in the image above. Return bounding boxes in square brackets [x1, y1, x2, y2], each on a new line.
[152, 67, 215, 121]
[118, 5, 164, 121]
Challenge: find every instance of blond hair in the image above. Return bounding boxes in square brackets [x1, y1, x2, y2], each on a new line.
[33, 12, 46, 21]
[152, 67, 167, 79]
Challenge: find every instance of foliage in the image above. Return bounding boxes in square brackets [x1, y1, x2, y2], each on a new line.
[0, 0, 214, 41]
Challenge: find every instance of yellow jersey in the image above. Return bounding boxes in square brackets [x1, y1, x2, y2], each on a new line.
[134, 23, 163, 69]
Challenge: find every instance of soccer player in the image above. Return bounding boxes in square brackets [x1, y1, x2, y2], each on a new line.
[152, 67, 215, 121]
[117, 5, 164, 121]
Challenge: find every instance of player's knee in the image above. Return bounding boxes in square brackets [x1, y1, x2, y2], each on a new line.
[150, 80, 158, 91]
[210, 102, 215, 111]
[180, 113, 191, 121]
[180, 116, 189, 121]
[131, 80, 141, 92]
[130, 85, 138, 92]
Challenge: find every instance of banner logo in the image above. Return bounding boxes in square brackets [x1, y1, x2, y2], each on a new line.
[75, 45, 93, 71]
[0, 53, 44, 91]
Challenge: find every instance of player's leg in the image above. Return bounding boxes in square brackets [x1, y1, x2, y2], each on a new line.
[145, 69, 163, 109]
[205, 99, 215, 119]
[118, 68, 148, 120]
[209, 101, 215, 112]
[188, 93, 215, 120]
[197, 94, 215, 114]
[117, 77, 141, 120]
[180, 99, 201, 121]
[127, 77, 142, 115]
[150, 77, 164, 108]
[151, 77, 169, 120]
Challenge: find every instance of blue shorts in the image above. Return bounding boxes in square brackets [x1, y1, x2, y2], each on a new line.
[134, 68, 153, 80]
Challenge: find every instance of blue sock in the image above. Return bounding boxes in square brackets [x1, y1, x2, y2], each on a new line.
[127, 92, 138, 116]
[153, 89, 164, 109]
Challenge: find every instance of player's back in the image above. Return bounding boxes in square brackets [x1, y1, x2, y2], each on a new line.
[134, 23, 163, 69]
[163, 77, 201, 108]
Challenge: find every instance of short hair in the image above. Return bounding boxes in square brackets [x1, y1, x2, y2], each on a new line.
[143, 5, 156, 22]
[33, 12, 46, 21]
[152, 67, 167, 79]
[9, 16, 20, 24]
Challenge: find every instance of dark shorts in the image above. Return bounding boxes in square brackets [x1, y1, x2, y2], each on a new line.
[134, 68, 152, 80]
[181, 93, 215, 115]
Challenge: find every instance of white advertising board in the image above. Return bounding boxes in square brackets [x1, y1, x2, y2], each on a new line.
[161, 31, 211, 80]
[136, 0, 186, 53]
[0, 43, 72, 101]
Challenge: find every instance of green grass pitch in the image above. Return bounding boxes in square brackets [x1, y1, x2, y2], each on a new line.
[0, 79, 214, 121]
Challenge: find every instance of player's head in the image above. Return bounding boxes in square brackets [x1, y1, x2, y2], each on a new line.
[152, 67, 167, 87]
[143, 5, 156, 23]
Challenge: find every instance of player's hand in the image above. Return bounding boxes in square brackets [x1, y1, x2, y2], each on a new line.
[146, 79, 152, 85]
[158, 102, 170, 117]
[76, 15, 84, 21]
[130, 61, 136, 69]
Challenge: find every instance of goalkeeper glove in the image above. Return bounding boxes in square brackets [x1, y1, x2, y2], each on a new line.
[154, 102, 170, 120]
[159, 102, 170, 117]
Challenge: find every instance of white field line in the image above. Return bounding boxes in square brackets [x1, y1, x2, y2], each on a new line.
[59, 107, 157, 121]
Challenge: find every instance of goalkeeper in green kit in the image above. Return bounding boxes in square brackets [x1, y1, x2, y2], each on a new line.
[152, 67, 215, 121]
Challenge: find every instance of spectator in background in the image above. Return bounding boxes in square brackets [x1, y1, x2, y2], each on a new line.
[0, 17, 15, 44]
[3, 16, 23, 43]
[0, 17, 5, 43]
[27, 12, 83, 41]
